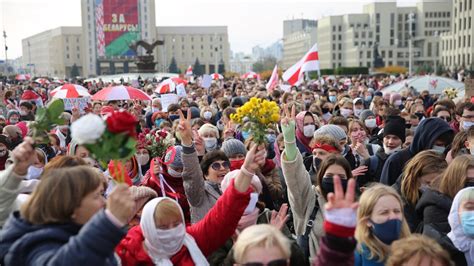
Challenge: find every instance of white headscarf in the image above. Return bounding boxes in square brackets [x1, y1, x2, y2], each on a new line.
[140, 197, 209, 266]
[448, 187, 474, 265]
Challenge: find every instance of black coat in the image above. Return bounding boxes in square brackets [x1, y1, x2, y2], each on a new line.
[416, 189, 453, 235]
[359, 148, 389, 187]
[380, 118, 454, 186]
[423, 224, 467, 266]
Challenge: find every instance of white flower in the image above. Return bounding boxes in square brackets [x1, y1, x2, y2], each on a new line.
[71, 114, 106, 145]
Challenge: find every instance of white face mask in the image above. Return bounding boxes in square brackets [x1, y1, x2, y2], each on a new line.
[204, 137, 218, 151]
[303, 124, 316, 137]
[0, 148, 7, 157]
[27, 165, 44, 180]
[244, 193, 259, 215]
[365, 118, 377, 129]
[216, 120, 225, 131]
[168, 167, 183, 178]
[383, 144, 402, 155]
[203, 111, 213, 120]
[20, 110, 27, 116]
[152, 107, 160, 113]
[148, 223, 186, 256]
[394, 100, 402, 106]
[463, 121, 474, 131]
[340, 108, 353, 118]
[322, 112, 332, 122]
[136, 154, 150, 166]
[353, 108, 363, 117]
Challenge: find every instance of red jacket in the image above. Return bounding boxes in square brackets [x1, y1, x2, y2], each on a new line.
[117, 179, 251, 266]
[141, 168, 191, 224]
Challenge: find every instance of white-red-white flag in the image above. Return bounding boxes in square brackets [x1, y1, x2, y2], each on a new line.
[282, 43, 320, 86]
[266, 65, 279, 92]
[185, 65, 193, 76]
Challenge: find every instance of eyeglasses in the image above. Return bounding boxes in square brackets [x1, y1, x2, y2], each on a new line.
[211, 161, 230, 170]
[239, 259, 289, 266]
[438, 116, 451, 122]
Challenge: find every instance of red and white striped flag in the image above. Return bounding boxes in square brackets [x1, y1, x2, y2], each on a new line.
[266, 65, 279, 93]
[185, 65, 193, 76]
[282, 43, 320, 86]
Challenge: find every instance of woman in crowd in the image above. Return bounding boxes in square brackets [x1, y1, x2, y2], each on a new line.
[198, 123, 220, 153]
[387, 235, 453, 266]
[0, 166, 135, 265]
[443, 187, 474, 265]
[348, 120, 380, 168]
[393, 150, 447, 232]
[295, 111, 318, 156]
[141, 145, 191, 224]
[354, 184, 411, 265]
[116, 140, 264, 266]
[281, 102, 356, 259]
[233, 224, 292, 266]
[416, 155, 474, 255]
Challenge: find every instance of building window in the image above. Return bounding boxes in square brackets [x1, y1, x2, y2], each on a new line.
[77, 54, 80, 59]
[376, 13, 380, 24]
[382, 51, 385, 57]
[338, 53, 342, 60]
[333, 35, 336, 41]
[338, 35, 342, 40]
[333, 26, 336, 31]
[333, 44, 336, 50]
[333, 53, 336, 60]
[369, 32, 373, 38]
[376, 25, 380, 33]
[66, 54, 69, 59]
[355, 42, 359, 46]
[391, 13, 395, 28]
[355, 32, 359, 38]
[66, 46, 69, 51]
[427, 43, 432, 57]
[338, 43, 342, 50]
[338, 25, 342, 31]
[389, 51, 393, 58]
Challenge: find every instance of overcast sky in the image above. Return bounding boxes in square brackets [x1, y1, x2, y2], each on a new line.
[0, 0, 422, 60]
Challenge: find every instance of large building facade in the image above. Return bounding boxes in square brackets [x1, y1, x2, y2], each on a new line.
[441, 0, 474, 70]
[21, 27, 83, 77]
[282, 19, 317, 69]
[283, 0, 452, 71]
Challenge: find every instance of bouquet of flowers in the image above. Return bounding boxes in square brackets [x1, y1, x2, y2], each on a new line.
[71, 110, 138, 183]
[230, 97, 280, 145]
[145, 129, 175, 159]
[443, 87, 458, 100]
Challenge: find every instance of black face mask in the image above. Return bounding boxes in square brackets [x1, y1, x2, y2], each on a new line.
[320, 177, 348, 198]
[313, 157, 322, 172]
[414, 112, 425, 120]
[321, 107, 331, 114]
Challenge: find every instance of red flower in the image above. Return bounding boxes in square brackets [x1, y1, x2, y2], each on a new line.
[106, 110, 138, 137]
[157, 130, 168, 138]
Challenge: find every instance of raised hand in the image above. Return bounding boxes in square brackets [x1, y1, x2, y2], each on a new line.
[223, 121, 235, 140]
[325, 175, 358, 211]
[281, 104, 296, 127]
[12, 137, 36, 176]
[270, 203, 289, 231]
[107, 184, 135, 225]
[177, 109, 192, 146]
[351, 165, 368, 177]
[243, 143, 266, 174]
[354, 142, 370, 160]
[193, 130, 205, 156]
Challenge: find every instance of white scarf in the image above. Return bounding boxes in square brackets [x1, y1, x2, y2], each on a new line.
[448, 187, 474, 265]
[140, 198, 209, 266]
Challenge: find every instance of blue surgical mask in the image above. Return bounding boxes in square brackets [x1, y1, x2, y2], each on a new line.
[461, 211, 474, 237]
[329, 95, 337, 103]
[266, 133, 276, 144]
[365, 96, 372, 102]
[155, 118, 164, 127]
[370, 219, 402, 245]
[463, 121, 474, 131]
[242, 131, 250, 140]
[432, 145, 446, 154]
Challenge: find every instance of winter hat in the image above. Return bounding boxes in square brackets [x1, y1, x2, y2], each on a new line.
[359, 110, 375, 122]
[221, 169, 262, 194]
[231, 97, 244, 107]
[189, 106, 201, 119]
[163, 145, 183, 169]
[383, 117, 406, 142]
[198, 123, 220, 138]
[128, 185, 158, 221]
[6, 110, 19, 120]
[353, 98, 363, 105]
[16, 121, 28, 138]
[221, 138, 247, 158]
[374, 91, 383, 97]
[314, 125, 347, 141]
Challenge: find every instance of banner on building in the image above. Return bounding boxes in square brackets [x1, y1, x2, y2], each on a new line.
[95, 0, 141, 57]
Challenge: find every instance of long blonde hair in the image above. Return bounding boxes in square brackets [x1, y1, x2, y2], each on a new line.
[438, 154, 474, 198]
[355, 185, 411, 262]
[401, 150, 447, 205]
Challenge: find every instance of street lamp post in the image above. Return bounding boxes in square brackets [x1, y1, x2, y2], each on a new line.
[3, 30, 7, 73]
[434, 31, 439, 74]
[407, 13, 415, 76]
[214, 33, 218, 73]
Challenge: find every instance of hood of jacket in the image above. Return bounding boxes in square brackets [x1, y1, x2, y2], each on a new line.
[409, 118, 454, 154]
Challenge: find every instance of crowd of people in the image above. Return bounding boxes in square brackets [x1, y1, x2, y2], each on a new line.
[0, 72, 473, 266]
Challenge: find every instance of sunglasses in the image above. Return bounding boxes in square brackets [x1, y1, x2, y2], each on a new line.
[240, 259, 289, 266]
[211, 161, 230, 170]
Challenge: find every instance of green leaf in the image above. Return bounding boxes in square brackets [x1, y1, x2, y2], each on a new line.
[36, 108, 47, 122]
[47, 99, 65, 118]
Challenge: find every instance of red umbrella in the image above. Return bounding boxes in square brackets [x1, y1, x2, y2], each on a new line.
[155, 77, 187, 94]
[241, 71, 259, 79]
[211, 73, 224, 80]
[92, 85, 152, 101]
[35, 78, 50, 85]
[50, 84, 90, 99]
